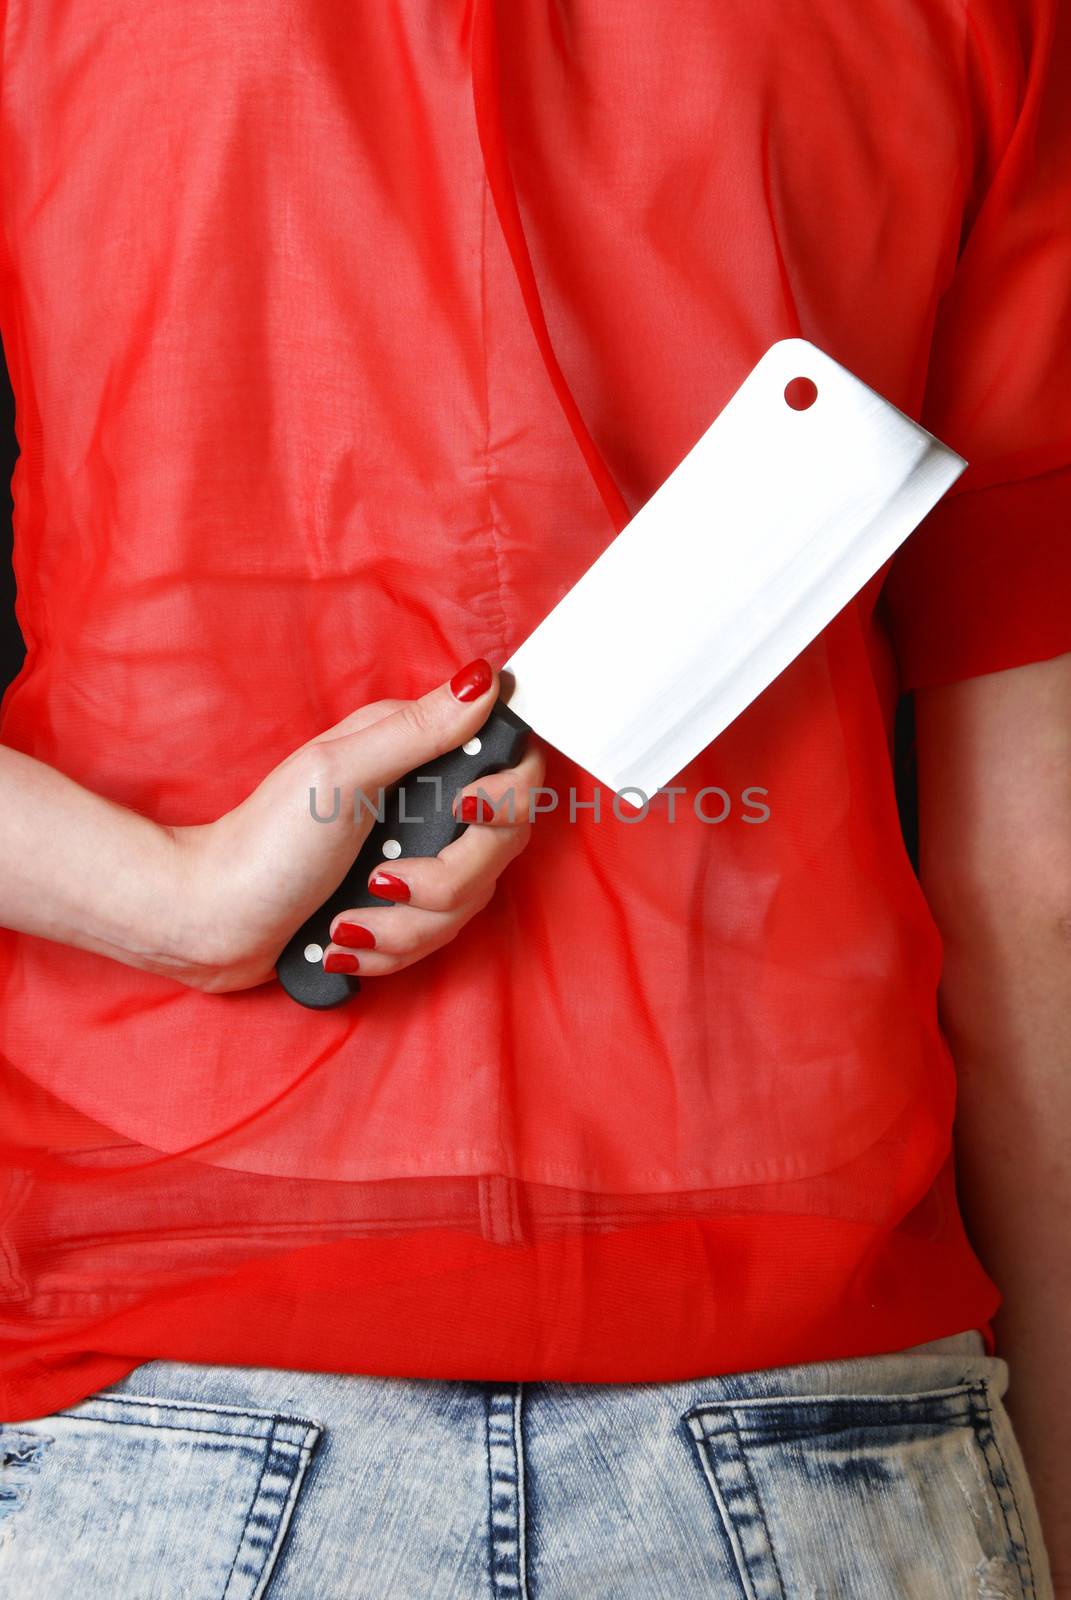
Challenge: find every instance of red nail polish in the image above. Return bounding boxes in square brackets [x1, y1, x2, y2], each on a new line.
[368, 870, 411, 903]
[333, 921, 377, 949]
[324, 951, 360, 973]
[456, 794, 493, 823]
[450, 657, 493, 702]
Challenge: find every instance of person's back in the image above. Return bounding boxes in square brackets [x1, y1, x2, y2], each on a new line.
[0, 2, 1067, 1593]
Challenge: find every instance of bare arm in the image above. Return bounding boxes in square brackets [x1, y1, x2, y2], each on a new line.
[0, 741, 192, 973]
[915, 650, 1071, 1587]
[0, 660, 543, 992]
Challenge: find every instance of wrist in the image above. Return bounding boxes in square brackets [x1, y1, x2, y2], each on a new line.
[74, 811, 249, 988]
[0, 744, 222, 979]
[78, 810, 205, 976]
[148, 820, 220, 973]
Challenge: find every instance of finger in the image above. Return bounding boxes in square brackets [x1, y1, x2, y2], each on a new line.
[452, 740, 548, 826]
[310, 698, 406, 743]
[323, 889, 493, 976]
[257, 697, 407, 794]
[322, 657, 501, 794]
[364, 815, 531, 913]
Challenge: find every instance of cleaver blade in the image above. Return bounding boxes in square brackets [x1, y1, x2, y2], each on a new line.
[503, 336, 966, 798]
[278, 336, 965, 1007]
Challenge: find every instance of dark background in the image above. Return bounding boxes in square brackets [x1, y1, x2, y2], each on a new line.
[0, 339, 919, 864]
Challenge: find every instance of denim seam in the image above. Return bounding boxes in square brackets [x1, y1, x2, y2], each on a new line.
[29, 1412, 281, 1445]
[259, 1433, 320, 1599]
[727, 1409, 787, 1600]
[512, 1385, 529, 1595]
[221, 1421, 276, 1600]
[731, 1397, 975, 1444]
[484, 1385, 526, 1598]
[733, 1414, 974, 1448]
[681, 1416, 758, 1600]
[685, 1410, 785, 1600]
[969, 1379, 1038, 1600]
[683, 1380, 976, 1421]
[88, 1390, 324, 1433]
[483, 1393, 495, 1595]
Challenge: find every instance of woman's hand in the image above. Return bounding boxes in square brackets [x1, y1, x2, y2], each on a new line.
[168, 657, 545, 993]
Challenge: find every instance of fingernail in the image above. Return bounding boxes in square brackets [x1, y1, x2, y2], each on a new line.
[449, 657, 493, 702]
[324, 951, 360, 973]
[368, 870, 411, 903]
[333, 921, 377, 949]
[456, 794, 494, 823]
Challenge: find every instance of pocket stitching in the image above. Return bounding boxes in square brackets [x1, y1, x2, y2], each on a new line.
[78, 1388, 325, 1435]
[221, 1416, 323, 1600]
[684, 1409, 787, 1600]
[683, 1378, 975, 1425]
[968, 1380, 1038, 1600]
[36, 1410, 278, 1445]
[726, 1406, 789, 1600]
[220, 1420, 275, 1600]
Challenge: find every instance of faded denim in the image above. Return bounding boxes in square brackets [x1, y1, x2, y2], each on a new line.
[0, 1328, 1054, 1597]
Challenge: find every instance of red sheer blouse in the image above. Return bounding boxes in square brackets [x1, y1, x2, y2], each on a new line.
[0, 0, 1069, 1421]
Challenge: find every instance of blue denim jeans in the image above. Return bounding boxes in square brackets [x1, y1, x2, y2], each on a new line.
[0, 1328, 1054, 1597]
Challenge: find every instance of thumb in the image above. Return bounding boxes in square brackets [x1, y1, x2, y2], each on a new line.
[323, 657, 498, 796]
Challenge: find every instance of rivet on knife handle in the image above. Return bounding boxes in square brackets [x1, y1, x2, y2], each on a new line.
[276, 697, 531, 1009]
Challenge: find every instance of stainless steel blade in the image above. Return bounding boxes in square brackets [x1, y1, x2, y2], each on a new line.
[503, 337, 966, 798]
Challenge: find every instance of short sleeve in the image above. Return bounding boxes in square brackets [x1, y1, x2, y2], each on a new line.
[881, 0, 1071, 690]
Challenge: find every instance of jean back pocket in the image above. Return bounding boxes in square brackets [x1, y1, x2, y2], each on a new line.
[0, 1389, 323, 1598]
[683, 1378, 1040, 1599]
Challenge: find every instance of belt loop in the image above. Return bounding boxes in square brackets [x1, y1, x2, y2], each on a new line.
[478, 1173, 528, 1245]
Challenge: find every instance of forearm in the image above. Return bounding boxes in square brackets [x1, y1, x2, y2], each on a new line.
[915, 653, 1071, 1584]
[0, 742, 191, 973]
[937, 895, 1071, 1583]
[0, 660, 520, 998]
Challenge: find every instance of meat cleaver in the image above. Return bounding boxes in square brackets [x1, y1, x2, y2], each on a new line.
[278, 337, 966, 1008]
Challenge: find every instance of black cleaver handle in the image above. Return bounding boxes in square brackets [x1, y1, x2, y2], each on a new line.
[277, 698, 531, 1009]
